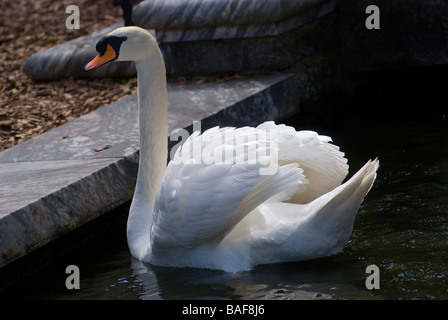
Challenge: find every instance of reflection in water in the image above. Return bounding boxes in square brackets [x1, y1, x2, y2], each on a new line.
[131, 257, 376, 300]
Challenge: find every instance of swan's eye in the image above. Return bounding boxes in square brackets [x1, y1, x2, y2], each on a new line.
[94, 35, 128, 59]
[95, 38, 108, 56]
[107, 36, 128, 53]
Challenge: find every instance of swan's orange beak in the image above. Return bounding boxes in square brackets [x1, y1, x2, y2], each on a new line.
[84, 44, 116, 71]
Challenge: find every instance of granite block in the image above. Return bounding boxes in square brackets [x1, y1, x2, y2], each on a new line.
[160, 9, 339, 77]
[0, 158, 135, 266]
[133, 0, 336, 42]
[24, 1, 337, 81]
[0, 94, 140, 163]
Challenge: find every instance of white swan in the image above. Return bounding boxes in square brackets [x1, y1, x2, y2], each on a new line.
[84, 26, 379, 272]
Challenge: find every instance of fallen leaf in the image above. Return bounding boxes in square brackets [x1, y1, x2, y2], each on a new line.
[95, 145, 112, 152]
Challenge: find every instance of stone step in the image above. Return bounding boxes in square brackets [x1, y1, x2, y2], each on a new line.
[24, 0, 338, 80]
[0, 73, 299, 269]
[133, 0, 337, 42]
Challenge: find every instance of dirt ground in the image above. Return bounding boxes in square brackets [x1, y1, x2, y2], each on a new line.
[0, 0, 142, 151]
[0, 0, 245, 152]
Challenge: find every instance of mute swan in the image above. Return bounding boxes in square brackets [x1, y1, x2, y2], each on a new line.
[84, 26, 379, 272]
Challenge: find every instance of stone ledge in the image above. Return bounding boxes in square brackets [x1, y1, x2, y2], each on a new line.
[0, 73, 299, 268]
[24, 1, 338, 80]
[133, 0, 336, 42]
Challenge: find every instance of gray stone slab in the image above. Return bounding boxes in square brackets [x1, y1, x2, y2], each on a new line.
[0, 158, 134, 265]
[160, 10, 339, 77]
[133, 0, 336, 42]
[24, 1, 337, 81]
[0, 158, 127, 216]
[0, 73, 299, 268]
[0, 94, 139, 163]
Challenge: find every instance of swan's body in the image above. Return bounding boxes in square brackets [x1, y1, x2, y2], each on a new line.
[85, 27, 379, 272]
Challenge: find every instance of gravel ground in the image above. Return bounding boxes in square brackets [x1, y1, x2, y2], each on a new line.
[0, 0, 142, 151]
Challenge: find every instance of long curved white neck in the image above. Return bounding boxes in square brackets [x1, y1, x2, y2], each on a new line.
[127, 51, 167, 258]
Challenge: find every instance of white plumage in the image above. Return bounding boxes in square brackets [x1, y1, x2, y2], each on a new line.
[85, 27, 379, 272]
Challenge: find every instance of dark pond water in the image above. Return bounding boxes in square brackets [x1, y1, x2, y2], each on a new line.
[1, 69, 447, 300]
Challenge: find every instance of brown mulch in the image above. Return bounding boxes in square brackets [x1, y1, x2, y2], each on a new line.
[0, 0, 142, 152]
[0, 0, 247, 152]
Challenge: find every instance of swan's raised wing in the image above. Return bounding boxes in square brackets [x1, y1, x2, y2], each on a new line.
[257, 122, 349, 203]
[151, 126, 304, 250]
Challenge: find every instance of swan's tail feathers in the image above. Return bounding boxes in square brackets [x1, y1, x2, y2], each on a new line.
[262, 123, 350, 204]
[314, 158, 379, 230]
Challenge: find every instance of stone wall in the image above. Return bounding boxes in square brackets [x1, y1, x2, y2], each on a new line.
[133, 0, 341, 103]
[24, 1, 448, 103]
